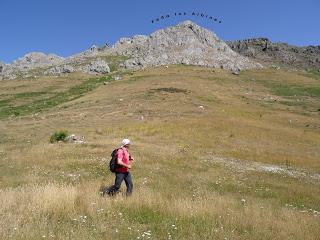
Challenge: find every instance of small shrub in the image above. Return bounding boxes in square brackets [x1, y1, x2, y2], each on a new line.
[50, 130, 68, 143]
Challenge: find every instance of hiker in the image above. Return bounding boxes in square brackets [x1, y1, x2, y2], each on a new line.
[105, 139, 134, 196]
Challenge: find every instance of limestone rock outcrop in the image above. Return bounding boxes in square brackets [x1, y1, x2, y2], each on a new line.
[111, 20, 263, 71]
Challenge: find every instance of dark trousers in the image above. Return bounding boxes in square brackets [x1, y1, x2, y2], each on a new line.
[107, 172, 133, 196]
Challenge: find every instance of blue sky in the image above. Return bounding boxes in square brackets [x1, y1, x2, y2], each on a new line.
[0, 0, 319, 63]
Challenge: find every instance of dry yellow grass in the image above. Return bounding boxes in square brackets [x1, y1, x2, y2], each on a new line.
[0, 66, 319, 239]
[0, 181, 319, 240]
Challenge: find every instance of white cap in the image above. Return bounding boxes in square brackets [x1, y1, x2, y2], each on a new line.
[121, 138, 131, 147]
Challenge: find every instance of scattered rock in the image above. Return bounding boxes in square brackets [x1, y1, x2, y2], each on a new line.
[45, 65, 74, 75]
[81, 59, 110, 74]
[113, 75, 122, 81]
[203, 154, 320, 184]
[89, 45, 99, 52]
[271, 65, 281, 70]
[65, 134, 85, 144]
[198, 105, 205, 110]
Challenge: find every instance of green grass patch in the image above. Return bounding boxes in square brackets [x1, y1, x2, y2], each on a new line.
[149, 87, 190, 94]
[12, 91, 48, 99]
[0, 75, 113, 119]
[101, 55, 130, 72]
[198, 95, 218, 103]
[122, 205, 169, 225]
[242, 75, 320, 99]
[0, 92, 49, 108]
[0, 99, 10, 107]
[270, 84, 320, 98]
[304, 70, 320, 81]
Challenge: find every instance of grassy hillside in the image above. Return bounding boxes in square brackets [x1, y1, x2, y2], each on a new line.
[0, 66, 319, 239]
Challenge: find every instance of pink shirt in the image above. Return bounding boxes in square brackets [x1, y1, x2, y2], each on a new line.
[116, 147, 130, 173]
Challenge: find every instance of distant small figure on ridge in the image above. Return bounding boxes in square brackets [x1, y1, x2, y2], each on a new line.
[103, 139, 134, 196]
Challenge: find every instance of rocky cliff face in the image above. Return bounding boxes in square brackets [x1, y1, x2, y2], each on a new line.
[11, 52, 65, 71]
[227, 38, 320, 69]
[0, 61, 6, 74]
[0, 52, 65, 79]
[110, 20, 262, 71]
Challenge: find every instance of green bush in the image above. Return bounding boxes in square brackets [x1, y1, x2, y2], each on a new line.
[49, 130, 69, 143]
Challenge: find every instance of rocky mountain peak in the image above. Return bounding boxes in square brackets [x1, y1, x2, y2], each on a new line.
[11, 52, 64, 71]
[111, 20, 262, 71]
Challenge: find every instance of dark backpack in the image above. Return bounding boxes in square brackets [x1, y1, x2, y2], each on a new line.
[109, 148, 119, 173]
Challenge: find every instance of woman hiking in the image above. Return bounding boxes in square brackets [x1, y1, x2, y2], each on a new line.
[105, 139, 134, 196]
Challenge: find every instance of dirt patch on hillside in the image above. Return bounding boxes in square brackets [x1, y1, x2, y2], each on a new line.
[203, 154, 320, 184]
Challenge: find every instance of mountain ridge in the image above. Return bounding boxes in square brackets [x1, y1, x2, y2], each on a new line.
[227, 38, 320, 70]
[1, 20, 320, 80]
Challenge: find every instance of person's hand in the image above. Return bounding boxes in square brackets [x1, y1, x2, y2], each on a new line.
[127, 164, 132, 169]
